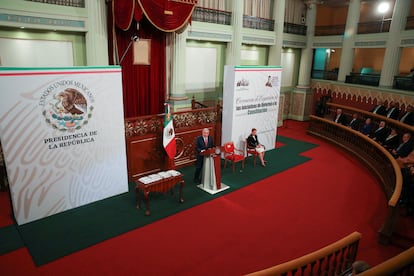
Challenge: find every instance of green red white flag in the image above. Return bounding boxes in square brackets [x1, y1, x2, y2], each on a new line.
[163, 103, 176, 159]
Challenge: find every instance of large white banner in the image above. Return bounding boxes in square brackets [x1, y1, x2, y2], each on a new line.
[0, 67, 128, 225]
[222, 66, 281, 151]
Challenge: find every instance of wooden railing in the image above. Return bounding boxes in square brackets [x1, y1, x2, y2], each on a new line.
[326, 103, 414, 135]
[307, 115, 403, 245]
[191, 96, 208, 109]
[359, 246, 414, 275]
[246, 232, 361, 276]
[125, 104, 222, 180]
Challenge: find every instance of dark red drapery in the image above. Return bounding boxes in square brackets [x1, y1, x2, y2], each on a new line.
[115, 18, 166, 117]
[109, 0, 195, 117]
[138, 0, 195, 32]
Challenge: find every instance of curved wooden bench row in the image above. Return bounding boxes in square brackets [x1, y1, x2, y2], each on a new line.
[246, 232, 361, 276]
[307, 115, 402, 245]
[326, 102, 414, 135]
[359, 246, 414, 276]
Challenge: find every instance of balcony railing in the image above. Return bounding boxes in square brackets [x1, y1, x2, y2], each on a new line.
[345, 73, 380, 87]
[311, 70, 338, 81]
[284, 22, 307, 35]
[243, 15, 274, 31]
[357, 19, 391, 34]
[315, 24, 345, 36]
[406, 16, 414, 30]
[192, 7, 231, 25]
[394, 75, 414, 92]
[25, 0, 84, 7]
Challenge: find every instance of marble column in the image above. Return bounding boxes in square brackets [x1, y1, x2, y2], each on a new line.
[297, 1, 316, 88]
[85, 0, 109, 66]
[268, 0, 285, 66]
[291, 1, 317, 121]
[379, 0, 411, 88]
[225, 0, 243, 66]
[168, 29, 190, 110]
[338, 0, 361, 82]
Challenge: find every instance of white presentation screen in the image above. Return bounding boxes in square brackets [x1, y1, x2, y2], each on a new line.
[0, 66, 128, 225]
[0, 37, 74, 67]
[222, 66, 282, 151]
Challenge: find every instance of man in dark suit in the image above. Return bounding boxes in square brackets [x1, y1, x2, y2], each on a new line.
[348, 113, 361, 131]
[370, 120, 387, 144]
[399, 105, 414, 126]
[392, 133, 413, 158]
[333, 108, 347, 125]
[382, 128, 399, 150]
[371, 100, 387, 116]
[385, 101, 399, 120]
[194, 128, 214, 184]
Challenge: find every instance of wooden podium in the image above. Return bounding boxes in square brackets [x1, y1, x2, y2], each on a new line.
[197, 147, 230, 194]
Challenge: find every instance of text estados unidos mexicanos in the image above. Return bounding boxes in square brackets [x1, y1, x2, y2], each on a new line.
[39, 80, 95, 106]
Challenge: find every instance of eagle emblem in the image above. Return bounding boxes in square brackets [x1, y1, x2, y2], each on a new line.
[57, 88, 87, 115]
[42, 87, 93, 131]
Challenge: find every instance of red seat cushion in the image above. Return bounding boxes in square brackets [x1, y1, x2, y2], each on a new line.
[225, 154, 244, 162]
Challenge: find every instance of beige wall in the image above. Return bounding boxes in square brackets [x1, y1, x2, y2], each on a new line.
[316, 6, 348, 26]
[353, 48, 385, 73]
[400, 47, 414, 74]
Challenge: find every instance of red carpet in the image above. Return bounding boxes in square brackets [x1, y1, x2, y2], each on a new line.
[0, 120, 405, 275]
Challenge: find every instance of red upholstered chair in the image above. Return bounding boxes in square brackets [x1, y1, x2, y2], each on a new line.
[246, 138, 260, 167]
[223, 142, 245, 172]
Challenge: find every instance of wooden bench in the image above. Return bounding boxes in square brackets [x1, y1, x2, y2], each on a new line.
[246, 232, 361, 276]
[307, 115, 402, 245]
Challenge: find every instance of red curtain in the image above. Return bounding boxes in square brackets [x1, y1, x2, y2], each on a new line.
[138, 0, 195, 32]
[109, 0, 195, 117]
[115, 18, 166, 117]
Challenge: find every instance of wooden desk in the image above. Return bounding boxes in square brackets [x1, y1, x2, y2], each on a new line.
[135, 174, 184, 215]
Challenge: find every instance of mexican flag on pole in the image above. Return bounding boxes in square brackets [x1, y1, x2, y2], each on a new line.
[163, 103, 176, 159]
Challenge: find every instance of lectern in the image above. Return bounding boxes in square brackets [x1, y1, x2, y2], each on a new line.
[197, 147, 230, 194]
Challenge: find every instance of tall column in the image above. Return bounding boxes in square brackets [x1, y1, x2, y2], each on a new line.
[168, 29, 189, 110]
[85, 0, 109, 65]
[268, 0, 285, 65]
[338, 0, 361, 82]
[379, 0, 411, 88]
[297, 2, 317, 87]
[290, 1, 317, 122]
[225, 0, 243, 65]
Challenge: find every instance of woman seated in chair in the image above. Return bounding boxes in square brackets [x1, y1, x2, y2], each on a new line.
[247, 128, 266, 167]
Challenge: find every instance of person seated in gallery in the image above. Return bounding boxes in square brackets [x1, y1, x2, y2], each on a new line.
[370, 120, 387, 144]
[194, 128, 214, 184]
[333, 108, 347, 125]
[370, 100, 387, 116]
[359, 118, 373, 136]
[385, 101, 399, 120]
[382, 128, 399, 150]
[247, 128, 266, 167]
[399, 105, 414, 126]
[347, 113, 361, 131]
[391, 133, 413, 158]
